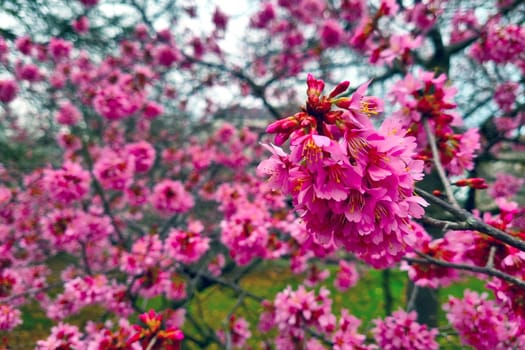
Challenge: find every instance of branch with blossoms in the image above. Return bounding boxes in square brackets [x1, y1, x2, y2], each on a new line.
[1, 1, 525, 349]
[416, 188, 525, 252]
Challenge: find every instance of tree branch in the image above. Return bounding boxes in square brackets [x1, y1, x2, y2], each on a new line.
[415, 188, 525, 252]
[405, 252, 525, 289]
[423, 118, 460, 208]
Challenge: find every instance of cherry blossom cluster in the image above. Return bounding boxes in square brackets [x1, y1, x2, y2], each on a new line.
[402, 222, 460, 288]
[35, 310, 183, 350]
[247, 0, 445, 76]
[390, 70, 480, 176]
[259, 74, 427, 268]
[371, 309, 439, 350]
[128, 309, 184, 350]
[259, 285, 336, 347]
[470, 17, 525, 72]
[216, 315, 252, 349]
[444, 290, 525, 349]
[259, 285, 442, 349]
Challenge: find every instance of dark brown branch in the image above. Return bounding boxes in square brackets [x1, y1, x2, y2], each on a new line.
[182, 54, 281, 120]
[419, 216, 470, 231]
[405, 252, 525, 289]
[415, 188, 525, 252]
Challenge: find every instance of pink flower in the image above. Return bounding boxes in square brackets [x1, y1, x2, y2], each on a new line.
[494, 82, 519, 113]
[126, 141, 156, 173]
[447, 128, 480, 176]
[256, 143, 292, 193]
[208, 254, 226, 276]
[39, 209, 81, 249]
[143, 100, 164, 119]
[212, 7, 229, 31]
[332, 309, 368, 350]
[125, 181, 150, 206]
[16, 63, 42, 82]
[220, 202, 270, 265]
[405, 2, 442, 33]
[134, 23, 150, 40]
[121, 234, 164, 275]
[79, 0, 98, 7]
[93, 85, 141, 120]
[0, 304, 22, 331]
[489, 172, 524, 199]
[55, 101, 82, 125]
[372, 309, 439, 350]
[75, 211, 113, 243]
[304, 264, 330, 287]
[43, 161, 90, 204]
[494, 115, 521, 135]
[0, 37, 8, 61]
[57, 132, 82, 153]
[36, 323, 84, 349]
[217, 315, 251, 349]
[320, 20, 344, 48]
[334, 260, 359, 292]
[165, 221, 210, 264]
[263, 285, 336, 340]
[154, 44, 180, 67]
[93, 149, 135, 191]
[128, 310, 183, 349]
[0, 186, 11, 205]
[72, 16, 90, 34]
[0, 79, 18, 103]
[150, 179, 194, 215]
[402, 234, 460, 289]
[444, 290, 525, 349]
[450, 10, 479, 44]
[15, 36, 32, 55]
[261, 74, 427, 268]
[470, 19, 525, 65]
[251, 2, 276, 28]
[48, 38, 72, 61]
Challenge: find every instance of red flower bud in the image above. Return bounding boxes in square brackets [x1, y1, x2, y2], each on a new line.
[454, 178, 487, 189]
[328, 80, 350, 99]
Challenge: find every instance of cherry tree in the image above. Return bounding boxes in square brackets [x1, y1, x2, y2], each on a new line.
[0, 0, 524, 349]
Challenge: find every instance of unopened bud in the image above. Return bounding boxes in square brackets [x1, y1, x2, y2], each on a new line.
[328, 80, 350, 99]
[454, 178, 488, 189]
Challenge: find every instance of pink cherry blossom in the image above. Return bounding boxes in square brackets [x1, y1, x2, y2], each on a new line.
[55, 101, 82, 125]
[0, 304, 22, 331]
[150, 179, 194, 215]
[444, 290, 525, 349]
[165, 221, 210, 264]
[126, 141, 156, 173]
[0, 79, 18, 103]
[43, 161, 90, 204]
[372, 309, 439, 350]
[334, 260, 359, 292]
[93, 149, 135, 191]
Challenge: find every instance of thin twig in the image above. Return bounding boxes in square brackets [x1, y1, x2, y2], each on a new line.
[486, 246, 497, 269]
[419, 216, 470, 231]
[406, 285, 419, 312]
[423, 118, 459, 208]
[145, 335, 158, 350]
